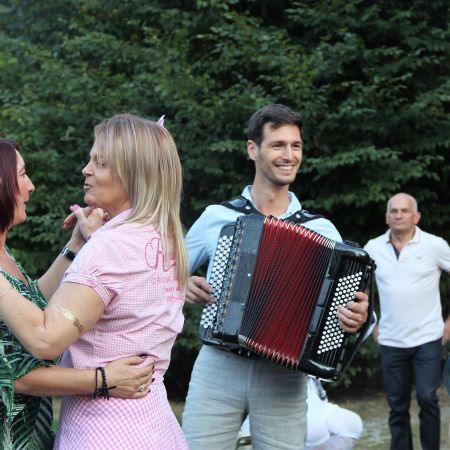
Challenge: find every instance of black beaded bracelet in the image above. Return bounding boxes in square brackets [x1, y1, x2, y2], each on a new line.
[92, 366, 117, 400]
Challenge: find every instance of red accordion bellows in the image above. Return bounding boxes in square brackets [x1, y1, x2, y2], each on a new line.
[242, 218, 334, 366]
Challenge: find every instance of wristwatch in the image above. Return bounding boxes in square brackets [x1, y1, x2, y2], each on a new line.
[61, 246, 77, 261]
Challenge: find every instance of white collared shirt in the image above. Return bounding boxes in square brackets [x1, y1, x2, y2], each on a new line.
[364, 226, 450, 347]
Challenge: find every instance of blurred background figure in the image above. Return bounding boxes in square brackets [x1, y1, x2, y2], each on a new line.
[237, 377, 363, 450]
[364, 192, 450, 450]
[304, 378, 363, 450]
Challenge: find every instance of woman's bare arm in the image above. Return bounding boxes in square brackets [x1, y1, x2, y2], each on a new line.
[14, 356, 153, 399]
[38, 207, 104, 300]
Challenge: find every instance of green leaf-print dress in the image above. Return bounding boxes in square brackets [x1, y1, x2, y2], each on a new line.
[0, 251, 54, 449]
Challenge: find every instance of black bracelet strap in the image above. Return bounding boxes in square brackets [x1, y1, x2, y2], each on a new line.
[92, 366, 117, 400]
[92, 367, 99, 399]
[61, 246, 77, 261]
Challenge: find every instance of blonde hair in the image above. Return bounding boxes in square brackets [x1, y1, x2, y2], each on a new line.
[94, 113, 188, 290]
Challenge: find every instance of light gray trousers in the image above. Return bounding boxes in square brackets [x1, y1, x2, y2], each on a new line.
[182, 345, 308, 450]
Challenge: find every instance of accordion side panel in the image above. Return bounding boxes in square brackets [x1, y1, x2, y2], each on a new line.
[299, 243, 374, 379]
[198, 223, 236, 348]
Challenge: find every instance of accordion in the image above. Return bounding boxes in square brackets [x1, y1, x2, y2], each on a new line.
[199, 214, 375, 381]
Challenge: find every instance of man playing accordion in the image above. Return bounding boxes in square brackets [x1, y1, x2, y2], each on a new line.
[182, 104, 370, 450]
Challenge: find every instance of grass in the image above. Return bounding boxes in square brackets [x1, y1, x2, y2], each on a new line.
[53, 385, 450, 449]
[328, 385, 450, 449]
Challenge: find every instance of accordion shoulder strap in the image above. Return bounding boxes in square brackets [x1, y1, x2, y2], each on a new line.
[220, 196, 326, 224]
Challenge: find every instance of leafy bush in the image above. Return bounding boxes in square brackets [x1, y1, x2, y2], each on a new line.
[1, 0, 449, 398]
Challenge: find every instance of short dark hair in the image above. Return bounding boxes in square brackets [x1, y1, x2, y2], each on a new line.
[0, 138, 19, 232]
[248, 104, 303, 147]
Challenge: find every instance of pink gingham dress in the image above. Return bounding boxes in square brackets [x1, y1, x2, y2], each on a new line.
[54, 210, 188, 449]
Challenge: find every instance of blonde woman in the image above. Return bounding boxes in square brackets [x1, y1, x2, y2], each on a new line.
[0, 115, 189, 449]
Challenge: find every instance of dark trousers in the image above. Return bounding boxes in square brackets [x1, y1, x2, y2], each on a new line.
[380, 339, 441, 450]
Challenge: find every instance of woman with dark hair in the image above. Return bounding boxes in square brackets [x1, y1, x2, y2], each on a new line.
[0, 138, 153, 449]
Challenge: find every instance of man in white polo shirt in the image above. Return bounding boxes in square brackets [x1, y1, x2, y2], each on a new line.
[364, 192, 450, 450]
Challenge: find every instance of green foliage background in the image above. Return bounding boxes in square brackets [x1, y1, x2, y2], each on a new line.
[1, 0, 449, 398]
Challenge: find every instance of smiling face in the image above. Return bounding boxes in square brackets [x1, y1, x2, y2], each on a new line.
[248, 123, 302, 188]
[81, 140, 131, 218]
[12, 151, 35, 226]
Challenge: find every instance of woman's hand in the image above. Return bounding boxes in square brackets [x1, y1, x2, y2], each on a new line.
[64, 205, 107, 249]
[104, 356, 154, 399]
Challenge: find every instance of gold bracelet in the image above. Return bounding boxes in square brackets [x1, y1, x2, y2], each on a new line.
[0, 285, 14, 301]
[49, 303, 85, 335]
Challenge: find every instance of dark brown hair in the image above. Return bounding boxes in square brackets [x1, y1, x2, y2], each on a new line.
[0, 138, 19, 232]
[248, 104, 303, 147]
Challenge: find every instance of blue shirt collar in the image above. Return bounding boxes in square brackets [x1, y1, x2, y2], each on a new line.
[241, 185, 302, 218]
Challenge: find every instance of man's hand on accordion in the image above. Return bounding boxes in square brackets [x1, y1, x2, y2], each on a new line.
[336, 291, 369, 333]
[185, 276, 215, 305]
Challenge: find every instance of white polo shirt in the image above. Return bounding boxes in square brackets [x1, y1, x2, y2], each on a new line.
[364, 226, 450, 348]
